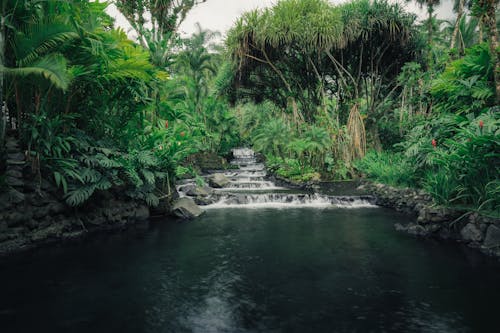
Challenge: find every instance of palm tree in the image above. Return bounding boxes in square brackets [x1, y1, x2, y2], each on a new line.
[253, 118, 290, 158]
[0, 1, 76, 131]
[175, 24, 219, 123]
[408, 0, 442, 67]
[450, 0, 466, 53]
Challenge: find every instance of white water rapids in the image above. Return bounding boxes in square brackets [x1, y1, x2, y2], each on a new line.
[177, 148, 377, 209]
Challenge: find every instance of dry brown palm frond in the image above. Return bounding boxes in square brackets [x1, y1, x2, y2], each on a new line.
[346, 103, 366, 161]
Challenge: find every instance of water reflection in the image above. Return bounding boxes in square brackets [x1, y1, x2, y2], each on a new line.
[1, 208, 500, 332]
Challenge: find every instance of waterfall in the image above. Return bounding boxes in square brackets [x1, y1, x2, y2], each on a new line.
[174, 148, 377, 209]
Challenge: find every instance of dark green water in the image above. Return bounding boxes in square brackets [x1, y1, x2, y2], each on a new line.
[1, 207, 500, 333]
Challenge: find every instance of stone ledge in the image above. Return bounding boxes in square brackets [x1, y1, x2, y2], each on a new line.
[361, 181, 500, 257]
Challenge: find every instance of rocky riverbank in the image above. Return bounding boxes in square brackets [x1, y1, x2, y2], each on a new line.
[0, 137, 154, 256]
[361, 182, 500, 257]
[0, 187, 151, 256]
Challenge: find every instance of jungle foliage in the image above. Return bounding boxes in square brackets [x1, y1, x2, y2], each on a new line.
[0, 0, 498, 215]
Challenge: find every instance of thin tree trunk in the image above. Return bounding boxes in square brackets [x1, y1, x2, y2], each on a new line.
[485, 0, 499, 103]
[478, 18, 483, 42]
[326, 49, 359, 98]
[427, 5, 434, 70]
[450, 0, 464, 53]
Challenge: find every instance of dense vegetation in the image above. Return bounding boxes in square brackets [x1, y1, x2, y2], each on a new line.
[0, 0, 498, 216]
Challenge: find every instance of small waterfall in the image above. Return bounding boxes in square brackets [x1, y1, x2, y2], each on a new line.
[187, 147, 378, 209]
[205, 193, 376, 209]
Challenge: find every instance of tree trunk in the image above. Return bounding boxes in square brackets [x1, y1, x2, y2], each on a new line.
[485, 0, 499, 103]
[478, 16, 484, 42]
[427, 5, 434, 70]
[450, 0, 464, 54]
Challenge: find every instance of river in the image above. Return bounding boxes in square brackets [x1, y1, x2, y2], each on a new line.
[1, 149, 499, 332]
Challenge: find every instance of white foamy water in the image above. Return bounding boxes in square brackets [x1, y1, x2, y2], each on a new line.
[204, 193, 377, 209]
[204, 200, 377, 209]
[177, 147, 378, 209]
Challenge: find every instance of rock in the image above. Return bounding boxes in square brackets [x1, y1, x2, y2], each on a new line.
[5, 176, 23, 187]
[7, 188, 25, 204]
[5, 140, 19, 151]
[62, 230, 86, 241]
[48, 202, 66, 215]
[394, 223, 408, 232]
[208, 173, 230, 188]
[6, 159, 25, 166]
[33, 205, 51, 219]
[194, 196, 216, 206]
[31, 224, 64, 242]
[460, 223, 483, 243]
[5, 169, 23, 178]
[483, 225, 500, 249]
[86, 215, 106, 226]
[7, 152, 25, 161]
[6, 212, 29, 227]
[0, 238, 31, 255]
[171, 197, 204, 219]
[185, 186, 212, 197]
[134, 205, 150, 221]
[406, 223, 428, 236]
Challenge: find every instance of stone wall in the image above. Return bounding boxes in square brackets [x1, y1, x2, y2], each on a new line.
[0, 137, 151, 256]
[361, 182, 500, 257]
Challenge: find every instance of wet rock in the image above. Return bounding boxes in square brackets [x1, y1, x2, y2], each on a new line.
[31, 224, 64, 242]
[185, 186, 212, 197]
[62, 230, 86, 241]
[483, 225, 500, 249]
[208, 173, 230, 188]
[6, 159, 25, 166]
[406, 224, 429, 236]
[460, 223, 483, 243]
[0, 238, 31, 255]
[5, 140, 19, 152]
[394, 223, 408, 232]
[7, 188, 25, 204]
[134, 205, 150, 221]
[193, 196, 216, 206]
[5, 169, 23, 178]
[7, 152, 24, 161]
[33, 205, 52, 219]
[6, 212, 29, 227]
[5, 176, 23, 187]
[171, 197, 204, 219]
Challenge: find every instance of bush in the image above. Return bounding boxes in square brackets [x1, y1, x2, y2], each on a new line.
[354, 150, 416, 187]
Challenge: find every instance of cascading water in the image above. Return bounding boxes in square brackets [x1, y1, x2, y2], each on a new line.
[177, 148, 377, 209]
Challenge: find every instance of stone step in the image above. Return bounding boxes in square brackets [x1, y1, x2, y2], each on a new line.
[6, 159, 25, 166]
[5, 169, 23, 178]
[7, 152, 24, 161]
[5, 176, 24, 187]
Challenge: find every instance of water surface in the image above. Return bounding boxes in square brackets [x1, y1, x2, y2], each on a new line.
[1, 207, 500, 333]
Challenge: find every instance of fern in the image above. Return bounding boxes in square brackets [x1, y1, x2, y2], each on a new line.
[65, 185, 96, 206]
[141, 169, 156, 185]
[80, 167, 102, 183]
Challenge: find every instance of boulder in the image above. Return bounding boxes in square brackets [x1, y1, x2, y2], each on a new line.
[185, 186, 212, 197]
[193, 196, 216, 206]
[460, 223, 483, 243]
[483, 225, 500, 249]
[208, 173, 230, 188]
[171, 197, 204, 219]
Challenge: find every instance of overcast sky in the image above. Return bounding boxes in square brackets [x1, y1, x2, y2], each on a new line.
[106, 0, 454, 40]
